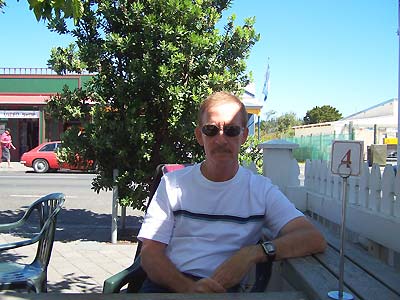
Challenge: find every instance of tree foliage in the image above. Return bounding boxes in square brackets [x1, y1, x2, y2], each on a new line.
[303, 105, 342, 125]
[238, 135, 263, 174]
[27, 0, 83, 24]
[0, 0, 82, 23]
[259, 111, 302, 139]
[43, 0, 259, 210]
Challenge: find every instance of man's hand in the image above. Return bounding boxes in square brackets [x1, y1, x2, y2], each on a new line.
[189, 278, 226, 293]
[211, 245, 262, 289]
[141, 238, 227, 293]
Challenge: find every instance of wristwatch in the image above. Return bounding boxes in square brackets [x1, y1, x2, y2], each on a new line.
[260, 241, 276, 262]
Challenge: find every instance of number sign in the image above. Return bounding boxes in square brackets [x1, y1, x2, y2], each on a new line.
[331, 140, 363, 176]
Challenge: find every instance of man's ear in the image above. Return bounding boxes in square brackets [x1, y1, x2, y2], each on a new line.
[195, 127, 204, 146]
[241, 127, 249, 145]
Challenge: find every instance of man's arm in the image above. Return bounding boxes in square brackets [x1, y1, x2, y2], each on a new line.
[272, 216, 326, 260]
[212, 216, 326, 289]
[140, 238, 226, 293]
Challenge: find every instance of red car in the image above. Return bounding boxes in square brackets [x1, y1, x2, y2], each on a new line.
[20, 141, 92, 173]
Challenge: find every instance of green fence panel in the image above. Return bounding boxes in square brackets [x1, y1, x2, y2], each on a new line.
[285, 134, 351, 162]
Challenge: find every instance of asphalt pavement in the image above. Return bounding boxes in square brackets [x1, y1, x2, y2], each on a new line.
[0, 162, 140, 293]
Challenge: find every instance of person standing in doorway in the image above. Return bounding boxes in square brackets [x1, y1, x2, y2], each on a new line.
[1, 128, 16, 168]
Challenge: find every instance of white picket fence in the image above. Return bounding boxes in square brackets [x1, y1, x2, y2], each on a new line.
[303, 159, 400, 266]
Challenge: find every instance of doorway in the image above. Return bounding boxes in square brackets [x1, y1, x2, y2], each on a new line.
[18, 119, 39, 158]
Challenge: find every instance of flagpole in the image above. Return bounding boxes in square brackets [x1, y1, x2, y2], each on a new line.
[397, 0, 400, 167]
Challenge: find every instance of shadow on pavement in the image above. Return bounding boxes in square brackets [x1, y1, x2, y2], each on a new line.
[48, 273, 103, 293]
[0, 208, 142, 243]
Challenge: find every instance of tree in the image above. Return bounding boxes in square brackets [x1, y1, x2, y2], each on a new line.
[0, 0, 83, 23]
[259, 110, 277, 135]
[259, 111, 301, 139]
[276, 112, 302, 135]
[43, 0, 259, 210]
[30, 0, 83, 23]
[303, 105, 342, 125]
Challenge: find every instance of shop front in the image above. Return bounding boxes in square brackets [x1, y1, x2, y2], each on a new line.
[0, 69, 92, 161]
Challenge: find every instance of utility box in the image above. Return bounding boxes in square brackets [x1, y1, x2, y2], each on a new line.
[367, 144, 388, 166]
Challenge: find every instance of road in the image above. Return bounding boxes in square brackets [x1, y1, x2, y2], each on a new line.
[0, 171, 113, 211]
[0, 170, 143, 242]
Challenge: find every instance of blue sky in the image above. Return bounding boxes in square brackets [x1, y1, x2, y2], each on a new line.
[0, 1, 398, 120]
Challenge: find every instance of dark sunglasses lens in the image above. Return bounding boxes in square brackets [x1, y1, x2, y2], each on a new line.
[224, 125, 241, 137]
[202, 125, 219, 136]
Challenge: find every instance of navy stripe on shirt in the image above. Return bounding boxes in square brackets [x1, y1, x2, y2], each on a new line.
[173, 209, 264, 224]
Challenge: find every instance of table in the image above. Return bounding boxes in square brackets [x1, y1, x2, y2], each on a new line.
[281, 220, 400, 300]
[1, 291, 308, 300]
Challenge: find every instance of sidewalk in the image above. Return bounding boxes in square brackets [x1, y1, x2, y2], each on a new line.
[1, 231, 138, 293]
[0, 162, 140, 293]
[0, 162, 32, 172]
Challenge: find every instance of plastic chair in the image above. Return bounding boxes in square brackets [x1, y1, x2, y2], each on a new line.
[0, 192, 65, 293]
[103, 164, 272, 293]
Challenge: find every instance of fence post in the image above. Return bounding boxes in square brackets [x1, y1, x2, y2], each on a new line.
[349, 121, 354, 140]
[319, 133, 322, 160]
[258, 139, 299, 193]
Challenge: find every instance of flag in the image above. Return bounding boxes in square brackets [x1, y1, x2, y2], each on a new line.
[262, 63, 270, 101]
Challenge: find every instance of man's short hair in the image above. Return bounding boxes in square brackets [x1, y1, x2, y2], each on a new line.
[198, 91, 248, 127]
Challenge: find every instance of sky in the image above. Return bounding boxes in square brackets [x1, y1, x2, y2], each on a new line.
[0, 0, 399, 120]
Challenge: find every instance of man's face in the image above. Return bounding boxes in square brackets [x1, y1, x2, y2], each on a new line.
[195, 102, 248, 164]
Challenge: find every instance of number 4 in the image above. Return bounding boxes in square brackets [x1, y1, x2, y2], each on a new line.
[341, 150, 351, 167]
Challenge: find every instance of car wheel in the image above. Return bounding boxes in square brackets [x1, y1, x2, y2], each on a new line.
[32, 159, 50, 173]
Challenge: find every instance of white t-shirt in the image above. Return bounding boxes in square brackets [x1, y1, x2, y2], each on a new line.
[138, 163, 303, 278]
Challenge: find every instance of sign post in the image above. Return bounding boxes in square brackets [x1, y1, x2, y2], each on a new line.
[328, 140, 363, 300]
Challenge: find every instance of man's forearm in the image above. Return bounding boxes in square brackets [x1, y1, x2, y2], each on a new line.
[141, 250, 195, 292]
[212, 244, 266, 289]
[273, 224, 326, 260]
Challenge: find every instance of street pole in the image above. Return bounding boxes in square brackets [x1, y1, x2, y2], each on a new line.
[111, 168, 119, 244]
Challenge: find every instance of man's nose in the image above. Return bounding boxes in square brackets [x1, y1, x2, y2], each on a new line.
[214, 129, 228, 142]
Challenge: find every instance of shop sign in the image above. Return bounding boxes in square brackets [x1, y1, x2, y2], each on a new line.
[0, 110, 40, 119]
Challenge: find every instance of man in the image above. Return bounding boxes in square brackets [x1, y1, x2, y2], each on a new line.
[138, 91, 326, 293]
[1, 128, 16, 168]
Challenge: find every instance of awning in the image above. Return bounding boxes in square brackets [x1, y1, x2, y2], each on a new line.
[241, 92, 263, 116]
[0, 95, 51, 105]
[246, 107, 262, 116]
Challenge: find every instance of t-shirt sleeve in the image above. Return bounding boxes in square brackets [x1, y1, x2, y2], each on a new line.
[264, 186, 304, 239]
[137, 177, 175, 244]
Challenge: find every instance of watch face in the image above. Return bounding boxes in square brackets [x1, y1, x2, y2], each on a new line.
[264, 243, 275, 253]
[262, 241, 276, 257]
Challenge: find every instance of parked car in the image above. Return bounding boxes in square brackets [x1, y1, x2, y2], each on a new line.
[20, 141, 93, 173]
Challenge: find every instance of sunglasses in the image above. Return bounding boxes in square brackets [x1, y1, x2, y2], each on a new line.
[201, 124, 243, 137]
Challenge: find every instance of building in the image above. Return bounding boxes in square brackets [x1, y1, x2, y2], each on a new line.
[241, 82, 263, 136]
[0, 68, 264, 161]
[292, 98, 398, 157]
[0, 68, 92, 161]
